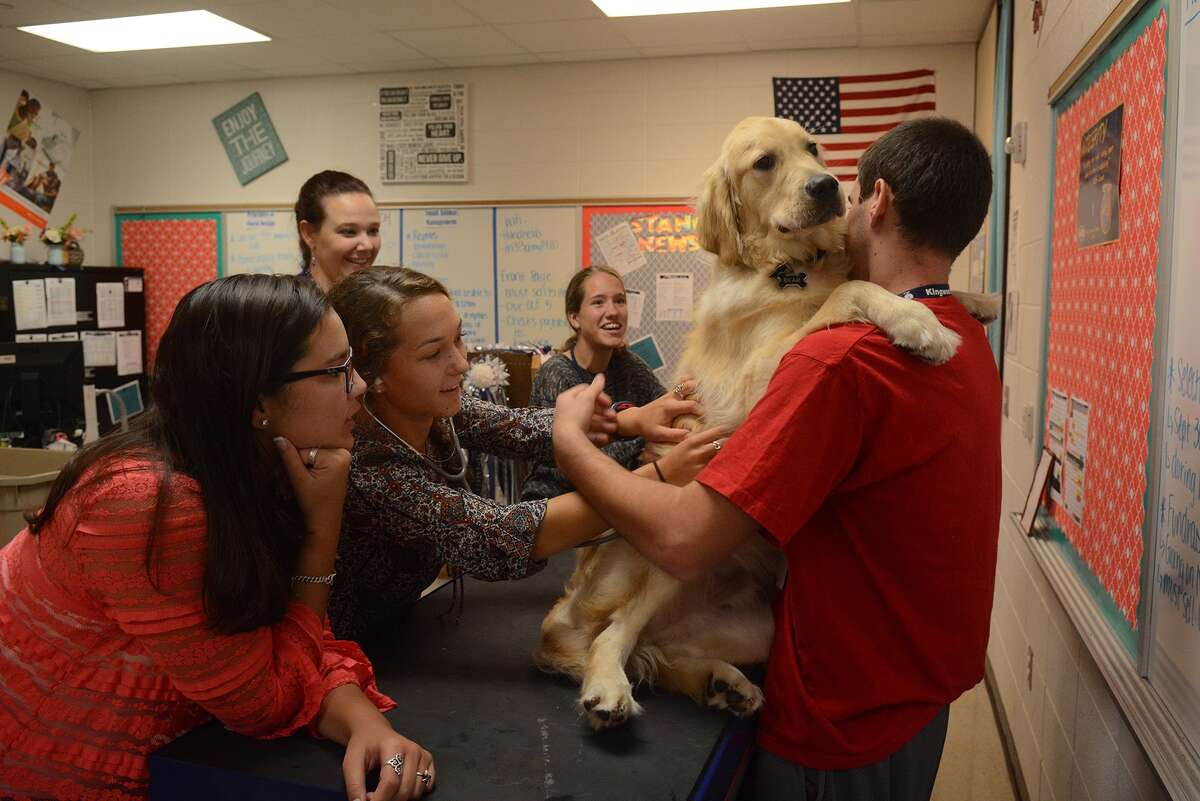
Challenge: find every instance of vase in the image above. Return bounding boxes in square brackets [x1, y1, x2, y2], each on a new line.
[9, 242, 25, 264]
[66, 243, 84, 267]
[47, 244, 64, 266]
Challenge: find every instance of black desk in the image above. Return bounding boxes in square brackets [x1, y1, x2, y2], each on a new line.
[149, 557, 755, 800]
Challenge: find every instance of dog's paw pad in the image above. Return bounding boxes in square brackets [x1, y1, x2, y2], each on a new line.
[705, 671, 763, 718]
[580, 682, 642, 730]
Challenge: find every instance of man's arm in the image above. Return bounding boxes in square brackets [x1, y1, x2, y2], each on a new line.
[553, 375, 759, 581]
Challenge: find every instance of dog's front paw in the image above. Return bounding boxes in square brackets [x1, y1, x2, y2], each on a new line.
[886, 304, 962, 365]
[580, 674, 642, 730]
[705, 665, 764, 718]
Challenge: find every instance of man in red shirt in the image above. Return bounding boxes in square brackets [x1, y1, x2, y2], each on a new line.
[551, 117, 1001, 801]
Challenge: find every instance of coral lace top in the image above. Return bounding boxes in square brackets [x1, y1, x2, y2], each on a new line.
[0, 460, 394, 801]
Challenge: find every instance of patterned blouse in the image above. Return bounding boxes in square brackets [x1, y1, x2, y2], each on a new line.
[0, 459, 393, 801]
[329, 395, 555, 643]
[520, 349, 665, 501]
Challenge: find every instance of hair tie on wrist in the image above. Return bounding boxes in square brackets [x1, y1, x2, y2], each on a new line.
[652, 460, 666, 482]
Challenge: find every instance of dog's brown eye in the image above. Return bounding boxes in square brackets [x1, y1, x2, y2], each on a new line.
[753, 154, 776, 171]
[807, 142, 820, 157]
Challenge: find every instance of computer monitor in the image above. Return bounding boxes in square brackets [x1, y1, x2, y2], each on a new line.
[0, 342, 85, 447]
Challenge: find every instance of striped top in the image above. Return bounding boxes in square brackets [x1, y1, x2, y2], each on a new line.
[0, 459, 394, 801]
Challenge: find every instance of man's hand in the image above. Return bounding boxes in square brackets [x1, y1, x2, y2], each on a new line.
[555, 374, 609, 451]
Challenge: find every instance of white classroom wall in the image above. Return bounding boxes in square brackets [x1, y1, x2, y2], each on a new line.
[0, 69, 95, 263]
[989, 1, 1172, 800]
[84, 44, 976, 269]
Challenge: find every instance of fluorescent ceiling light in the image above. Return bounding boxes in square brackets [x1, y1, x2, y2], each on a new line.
[18, 10, 269, 53]
[593, 0, 850, 16]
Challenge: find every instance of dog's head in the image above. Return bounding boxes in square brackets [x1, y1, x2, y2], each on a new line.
[697, 116, 846, 271]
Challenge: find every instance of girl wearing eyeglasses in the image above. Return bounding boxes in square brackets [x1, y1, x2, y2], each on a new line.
[0, 275, 434, 801]
[324, 266, 723, 644]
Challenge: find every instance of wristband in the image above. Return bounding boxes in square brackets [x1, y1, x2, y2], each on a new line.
[651, 460, 666, 482]
[292, 572, 336, 585]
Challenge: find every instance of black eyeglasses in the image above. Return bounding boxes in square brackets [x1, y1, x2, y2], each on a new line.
[278, 348, 354, 394]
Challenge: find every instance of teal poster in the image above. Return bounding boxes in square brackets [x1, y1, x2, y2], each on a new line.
[212, 93, 288, 186]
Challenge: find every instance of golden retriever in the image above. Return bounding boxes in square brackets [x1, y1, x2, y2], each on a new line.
[536, 116, 999, 729]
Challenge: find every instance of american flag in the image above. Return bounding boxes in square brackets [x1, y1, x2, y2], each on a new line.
[772, 69, 937, 183]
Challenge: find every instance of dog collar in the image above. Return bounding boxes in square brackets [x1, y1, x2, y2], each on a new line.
[770, 249, 825, 289]
[898, 283, 952, 299]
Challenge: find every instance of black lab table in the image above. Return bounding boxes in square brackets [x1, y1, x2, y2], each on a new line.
[149, 556, 756, 800]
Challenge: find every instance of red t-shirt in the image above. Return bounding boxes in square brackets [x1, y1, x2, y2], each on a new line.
[697, 296, 1001, 769]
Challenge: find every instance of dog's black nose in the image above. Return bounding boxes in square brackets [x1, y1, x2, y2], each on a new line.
[805, 174, 839, 200]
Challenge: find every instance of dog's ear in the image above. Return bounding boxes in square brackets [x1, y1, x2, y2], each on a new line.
[696, 161, 740, 266]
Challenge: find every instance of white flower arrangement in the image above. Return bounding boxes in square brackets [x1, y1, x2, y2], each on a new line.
[464, 355, 510, 393]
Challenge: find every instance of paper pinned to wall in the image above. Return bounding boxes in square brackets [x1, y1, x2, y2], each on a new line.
[81, 330, 116, 367]
[96, 283, 125, 329]
[595, 222, 647, 276]
[116, 330, 143, 376]
[12, 279, 46, 330]
[625, 288, 644, 329]
[48, 331, 79, 341]
[15, 333, 46, 342]
[655, 273, 693, 322]
[44, 277, 76, 328]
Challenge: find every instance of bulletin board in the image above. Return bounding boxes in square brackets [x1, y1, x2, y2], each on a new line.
[114, 212, 221, 368]
[1038, 4, 1168, 651]
[582, 205, 710, 381]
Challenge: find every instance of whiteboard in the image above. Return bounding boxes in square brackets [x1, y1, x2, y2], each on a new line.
[495, 206, 577, 347]
[224, 208, 401, 276]
[1149, 2, 1200, 756]
[225, 210, 298, 275]
[402, 207, 495, 346]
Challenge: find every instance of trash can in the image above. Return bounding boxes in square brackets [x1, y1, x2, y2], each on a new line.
[0, 448, 73, 548]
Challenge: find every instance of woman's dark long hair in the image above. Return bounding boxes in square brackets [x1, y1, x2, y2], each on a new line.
[28, 274, 329, 634]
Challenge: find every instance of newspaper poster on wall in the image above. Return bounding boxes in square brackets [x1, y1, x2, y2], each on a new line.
[1077, 104, 1123, 247]
[378, 84, 467, 184]
[0, 88, 79, 227]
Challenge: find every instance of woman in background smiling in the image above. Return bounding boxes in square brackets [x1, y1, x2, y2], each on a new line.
[295, 170, 381, 292]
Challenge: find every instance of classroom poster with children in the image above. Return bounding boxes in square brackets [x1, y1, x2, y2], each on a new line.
[0, 89, 80, 227]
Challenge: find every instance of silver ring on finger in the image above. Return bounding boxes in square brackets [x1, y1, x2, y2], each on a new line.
[711, 440, 722, 452]
[386, 753, 405, 776]
[672, 383, 686, 400]
[306, 447, 319, 468]
[418, 769, 432, 785]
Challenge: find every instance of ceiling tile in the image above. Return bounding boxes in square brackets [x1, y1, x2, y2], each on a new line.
[252, 63, 354, 76]
[857, 29, 979, 47]
[391, 26, 527, 58]
[437, 53, 543, 67]
[637, 42, 746, 58]
[744, 35, 860, 51]
[538, 49, 639, 63]
[208, 0, 340, 40]
[338, 0, 482, 30]
[613, 12, 746, 48]
[336, 59, 447, 73]
[856, 0, 982, 36]
[57, 0, 202, 17]
[219, 41, 315, 70]
[285, 31, 426, 62]
[498, 19, 632, 53]
[0, 27, 84, 60]
[0, 0, 101, 25]
[726, 4, 857, 41]
[453, 0, 602, 25]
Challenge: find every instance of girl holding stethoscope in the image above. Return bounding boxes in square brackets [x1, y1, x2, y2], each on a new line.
[323, 266, 723, 643]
